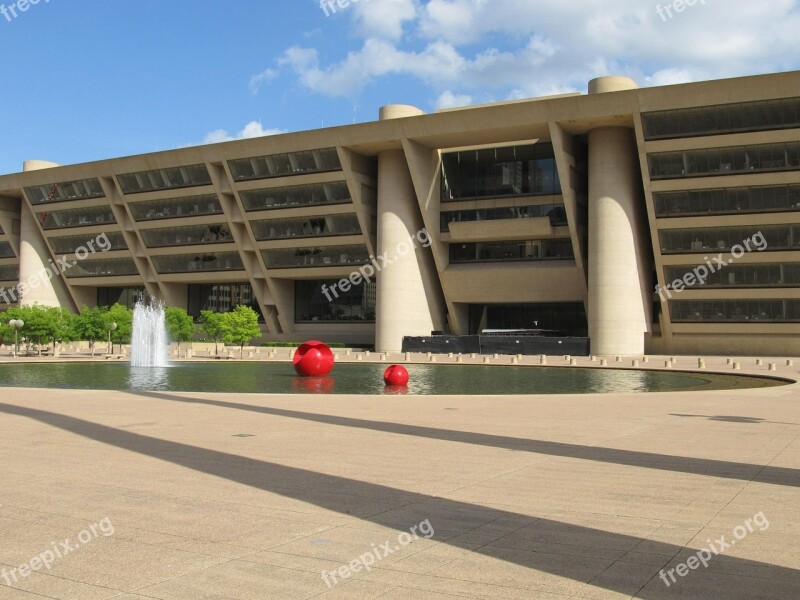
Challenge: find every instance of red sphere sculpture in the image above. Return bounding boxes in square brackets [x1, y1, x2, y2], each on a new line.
[383, 365, 409, 386]
[293, 341, 335, 377]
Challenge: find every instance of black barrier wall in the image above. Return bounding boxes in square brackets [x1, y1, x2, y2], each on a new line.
[402, 336, 590, 356]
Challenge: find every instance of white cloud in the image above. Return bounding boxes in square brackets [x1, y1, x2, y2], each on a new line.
[249, 68, 278, 94]
[265, 0, 800, 105]
[435, 90, 473, 109]
[202, 121, 286, 145]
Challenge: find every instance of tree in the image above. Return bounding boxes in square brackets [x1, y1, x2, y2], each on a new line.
[164, 306, 195, 351]
[104, 303, 133, 351]
[222, 305, 262, 358]
[70, 305, 107, 356]
[199, 310, 229, 355]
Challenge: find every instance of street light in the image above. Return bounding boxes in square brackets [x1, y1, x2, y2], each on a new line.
[8, 319, 23, 358]
[108, 322, 117, 354]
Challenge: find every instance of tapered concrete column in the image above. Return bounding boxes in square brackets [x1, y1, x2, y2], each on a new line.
[18, 160, 73, 308]
[587, 127, 650, 355]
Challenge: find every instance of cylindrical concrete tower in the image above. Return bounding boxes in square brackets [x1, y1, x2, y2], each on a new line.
[19, 160, 73, 308]
[375, 104, 440, 352]
[587, 77, 650, 355]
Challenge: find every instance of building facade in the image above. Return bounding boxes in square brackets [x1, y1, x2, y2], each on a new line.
[1, 71, 799, 355]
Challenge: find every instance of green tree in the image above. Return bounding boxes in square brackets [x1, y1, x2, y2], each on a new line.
[104, 303, 133, 353]
[70, 305, 107, 356]
[164, 306, 195, 351]
[199, 310, 229, 355]
[222, 305, 262, 358]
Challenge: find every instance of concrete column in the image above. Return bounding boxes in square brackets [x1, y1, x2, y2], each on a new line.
[18, 160, 73, 308]
[587, 126, 650, 355]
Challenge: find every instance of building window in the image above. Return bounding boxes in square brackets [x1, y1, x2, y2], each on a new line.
[468, 303, 587, 336]
[25, 178, 104, 205]
[670, 300, 800, 322]
[228, 148, 341, 181]
[441, 204, 567, 231]
[654, 185, 800, 217]
[65, 258, 138, 278]
[663, 263, 800, 288]
[648, 142, 800, 180]
[0, 242, 15, 258]
[262, 244, 370, 269]
[658, 225, 797, 254]
[117, 164, 212, 194]
[441, 143, 561, 201]
[0, 264, 19, 281]
[152, 252, 244, 274]
[295, 279, 376, 323]
[251, 213, 361, 240]
[39, 206, 116, 230]
[50, 232, 127, 254]
[240, 181, 351, 211]
[449, 239, 574, 263]
[140, 224, 232, 248]
[97, 287, 146, 309]
[642, 97, 800, 140]
[187, 283, 259, 319]
[128, 194, 223, 221]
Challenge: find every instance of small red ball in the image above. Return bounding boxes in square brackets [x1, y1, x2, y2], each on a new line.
[383, 365, 409, 386]
[293, 341, 334, 377]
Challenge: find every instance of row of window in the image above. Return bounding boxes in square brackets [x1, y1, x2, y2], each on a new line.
[241, 181, 351, 212]
[654, 185, 800, 217]
[295, 279, 375, 323]
[262, 245, 370, 269]
[140, 224, 233, 248]
[642, 97, 800, 140]
[0, 264, 18, 281]
[649, 142, 800, 179]
[49, 232, 127, 254]
[449, 239, 574, 263]
[440, 204, 567, 231]
[128, 194, 223, 222]
[25, 178, 104, 205]
[229, 148, 341, 181]
[97, 284, 260, 320]
[670, 300, 800, 322]
[117, 164, 212, 194]
[659, 225, 792, 254]
[39, 206, 116, 230]
[251, 214, 361, 241]
[663, 263, 800, 289]
[442, 143, 561, 201]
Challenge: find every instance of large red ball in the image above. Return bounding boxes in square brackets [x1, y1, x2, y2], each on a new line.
[293, 341, 334, 377]
[383, 365, 409, 386]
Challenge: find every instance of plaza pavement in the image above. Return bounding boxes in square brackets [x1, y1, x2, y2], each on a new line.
[0, 352, 799, 599]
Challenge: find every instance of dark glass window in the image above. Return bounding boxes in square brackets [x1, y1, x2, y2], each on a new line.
[0, 242, 15, 258]
[49, 232, 127, 254]
[262, 245, 370, 269]
[441, 143, 561, 201]
[449, 239, 574, 263]
[642, 97, 800, 140]
[0, 264, 19, 281]
[654, 185, 800, 217]
[25, 178, 104, 205]
[65, 258, 138, 278]
[229, 148, 341, 181]
[117, 164, 211, 194]
[141, 224, 232, 248]
[468, 303, 587, 336]
[670, 299, 800, 322]
[441, 204, 567, 231]
[648, 142, 800, 180]
[128, 194, 223, 221]
[187, 283, 260, 319]
[658, 225, 795, 254]
[39, 206, 116, 230]
[152, 252, 244, 274]
[295, 279, 376, 322]
[663, 263, 800, 288]
[252, 213, 361, 240]
[97, 287, 146, 309]
[240, 181, 350, 211]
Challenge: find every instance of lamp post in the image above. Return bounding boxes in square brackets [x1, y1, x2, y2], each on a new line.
[108, 322, 117, 354]
[8, 319, 23, 358]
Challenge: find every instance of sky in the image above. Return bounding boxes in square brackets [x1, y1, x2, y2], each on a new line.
[0, 0, 798, 175]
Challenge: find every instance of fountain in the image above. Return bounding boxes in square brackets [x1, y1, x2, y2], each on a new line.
[130, 299, 169, 367]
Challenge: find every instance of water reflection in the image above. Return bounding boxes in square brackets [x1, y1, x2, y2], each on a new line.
[127, 367, 171, 391]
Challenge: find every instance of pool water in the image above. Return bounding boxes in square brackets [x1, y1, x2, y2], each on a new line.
[0, 362, 786, 395]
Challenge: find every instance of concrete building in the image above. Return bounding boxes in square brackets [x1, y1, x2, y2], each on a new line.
[1, 71, 799, 355]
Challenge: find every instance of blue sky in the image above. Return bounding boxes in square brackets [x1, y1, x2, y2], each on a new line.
[1, 0, 798, 175]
